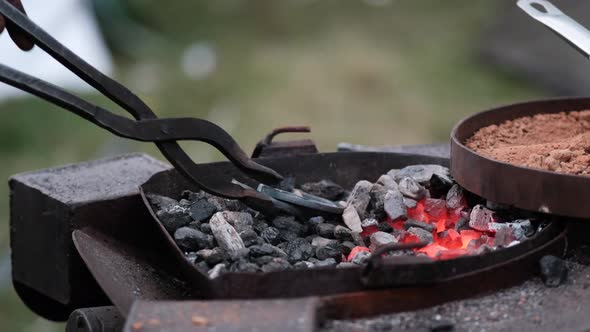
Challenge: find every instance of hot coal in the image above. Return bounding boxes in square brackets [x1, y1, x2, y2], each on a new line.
[150, 163, 543, 278]
[342, 205, 363, 233]
[347, 180, 373, 217]
[405, 219, 436, 233]
[398, 177, 427, 200]
[369, 231, 398, 251]
[539, 255, 568, 287]
[384, 189, 407, 220]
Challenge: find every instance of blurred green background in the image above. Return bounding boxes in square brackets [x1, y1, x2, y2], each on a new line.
[0, 0, 545, 330]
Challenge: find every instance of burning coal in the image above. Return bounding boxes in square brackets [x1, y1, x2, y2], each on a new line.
[148, 164, 543, 278]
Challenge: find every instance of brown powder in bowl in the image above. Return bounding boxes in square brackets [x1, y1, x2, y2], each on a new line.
[465, 110, 590, 175]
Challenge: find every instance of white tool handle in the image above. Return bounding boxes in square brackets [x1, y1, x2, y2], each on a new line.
[518, 0, 590, 59]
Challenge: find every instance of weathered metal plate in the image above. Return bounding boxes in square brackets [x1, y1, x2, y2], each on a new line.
[72, 228, 194, 316]
[123, 298, 319, 332]
[451, 97, 590, 219]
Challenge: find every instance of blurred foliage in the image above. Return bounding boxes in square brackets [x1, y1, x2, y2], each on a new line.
[0, 0, 544, 330]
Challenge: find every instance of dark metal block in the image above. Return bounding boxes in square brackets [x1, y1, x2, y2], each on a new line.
[10, 153, 169, 320]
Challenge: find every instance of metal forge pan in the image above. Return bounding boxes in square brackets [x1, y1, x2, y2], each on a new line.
[136, 151, 565, 302]
[451, 97, 590, 220]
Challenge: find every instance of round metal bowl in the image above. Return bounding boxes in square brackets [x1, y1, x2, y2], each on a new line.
[451, 97, 590, 219]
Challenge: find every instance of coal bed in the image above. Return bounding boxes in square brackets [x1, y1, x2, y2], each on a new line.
[148, 164, 547, 278]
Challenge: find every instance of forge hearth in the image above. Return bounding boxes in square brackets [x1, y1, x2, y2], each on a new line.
[8, 145, 583, 332]
[146, 163, 547, 279]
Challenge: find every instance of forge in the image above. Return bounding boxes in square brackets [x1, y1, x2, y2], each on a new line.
[9, 139, 586, 332]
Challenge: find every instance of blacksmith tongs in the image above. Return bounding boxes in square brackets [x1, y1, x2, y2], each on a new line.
[0, 0, 343, 215]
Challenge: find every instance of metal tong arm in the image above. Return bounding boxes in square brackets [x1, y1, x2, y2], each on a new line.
[518, 0, 590, 59]
[0, 0, 282, 201]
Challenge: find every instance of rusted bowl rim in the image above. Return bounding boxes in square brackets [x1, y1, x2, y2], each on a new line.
[451, 96, 590, 218]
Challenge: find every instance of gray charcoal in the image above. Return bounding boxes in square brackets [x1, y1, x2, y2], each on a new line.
[342, 205, 363, 233]
[174, 227, 214, 251]
[404, 219, 435, 232]
[346, 180, 374, 217]
[186, 220, 201, 230]
[156, 205, 192, 233]
[377, 174, 398, 191]
[469, 205, 495, 231]
[398, 177, 427, 200]
[315, 241, 343, 261]
[408, 227, 434, 244]
[351, 251, 371, 265]
[539, 255, 568, 287]
[361, 218, 379, 228]
[454, 216, 470, 231]
[376, 222, 393, 233]
[188, 199, 217, 222]
[369, 231, 398, 251]
[279, 230, 299, 242]
[307, 216, 325, 227]
[229, 259, 259, 273]
[254, 255, 275, 266]
[272, 216, 307, 236]
[489, 219, 533, 240]
[261, 257, 292, 273]
[178, 199, 192, 208]
[252, 218, 269, 234]
[384, 190, 407, 220]
[208, 263, 227, 279]
[424, 198, 447, 219]
[334, 225, 353, 241]
[220, 211, 253, 233]
[493, 227, 518, 247]
[403, 197, 418, 209]
[369, 183, 388, 216]
[194, 261, 209, 274]
[351, 232, 366, 247]
[429, 173, 454, 198]
[196, 247, 227, 266]
[337, 262, 357, 269]
[277, 242, 289, 252]
[286, 238, 314, 264]
[261, 226, 281, 245]
[446, 184, 465, 209]
[184, 252, 199, 264]
[294, 261, 315, 269]
[312, 237, 337, 248]
[199, 223, 212, 234]
[249, 243, 287, 258]
[300, 180, 344, 201]
[209, 212, 246, 259]
[147, 194, 178, 209]
[239, 229, 260, 247]
[316, 223, 336, 239]
[341, 241, 356, 256]
[315, 258, 338, 268]
[386, 169, 400, 179]
[393, 165, 451, 185]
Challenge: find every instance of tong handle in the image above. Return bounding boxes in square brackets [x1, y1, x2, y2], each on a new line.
[0, 0, 282, 202]
[518, 0, 590, 58]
